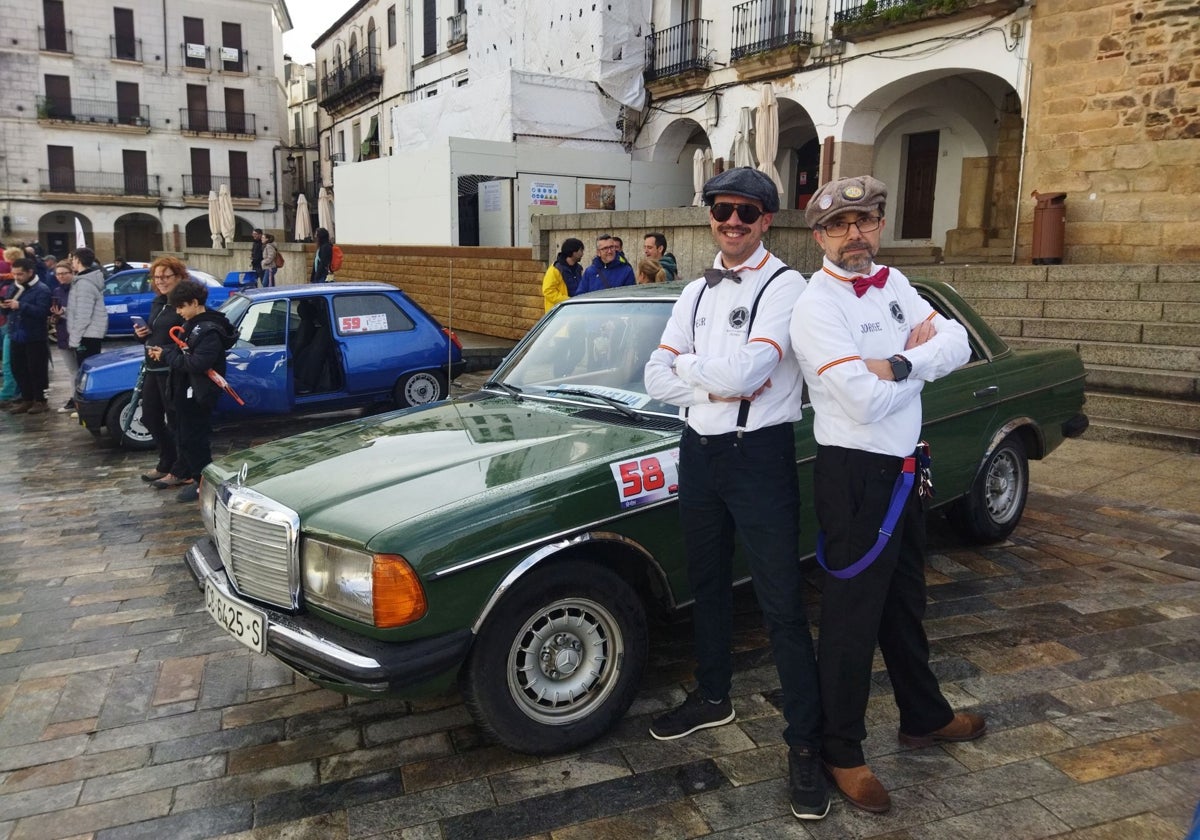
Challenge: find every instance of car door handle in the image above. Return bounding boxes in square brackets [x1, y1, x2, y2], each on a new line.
[974, 386, 999, 398]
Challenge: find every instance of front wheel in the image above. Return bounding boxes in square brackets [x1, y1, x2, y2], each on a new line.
[462, 561, 648, 755]
[392, 370, 446, 408]
[105, 392, 155, 451]
[949, 433, 1028, 543]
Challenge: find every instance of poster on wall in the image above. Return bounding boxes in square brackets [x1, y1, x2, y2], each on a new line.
[530, 181, 559, 207]
[585, 183, 617, 211]
[481, 180, 502, 212]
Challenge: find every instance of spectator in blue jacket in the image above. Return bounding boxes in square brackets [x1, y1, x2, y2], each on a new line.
[2, 258, 53, 414]
[579, 234, 636, 294]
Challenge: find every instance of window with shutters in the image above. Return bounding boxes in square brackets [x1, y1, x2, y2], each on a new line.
[423, 0, 436, 57]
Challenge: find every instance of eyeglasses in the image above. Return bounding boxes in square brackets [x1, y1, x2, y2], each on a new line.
[152, 273, 176, 280]
[597, 245, 617, 253]
[710, 202, 764, 224]
[819, 216, 883, 237]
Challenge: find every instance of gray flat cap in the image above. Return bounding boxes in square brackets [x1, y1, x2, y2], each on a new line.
[702, 167, 780, 214]
[805, 175, 888, 228]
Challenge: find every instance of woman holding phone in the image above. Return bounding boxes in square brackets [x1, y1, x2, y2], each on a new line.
[133, 257, 189, 487]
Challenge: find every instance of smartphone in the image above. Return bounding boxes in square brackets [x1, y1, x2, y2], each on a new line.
[130, 315, 147, 330]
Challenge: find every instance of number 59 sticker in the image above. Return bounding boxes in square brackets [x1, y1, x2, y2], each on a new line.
[609, 448, 680, 509]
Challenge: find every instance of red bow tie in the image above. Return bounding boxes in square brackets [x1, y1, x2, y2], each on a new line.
[852, 267, 889, 297]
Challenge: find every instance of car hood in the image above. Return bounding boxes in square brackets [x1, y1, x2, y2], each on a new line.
[79, 345, 145, 394]
[211, 396, 678, 568]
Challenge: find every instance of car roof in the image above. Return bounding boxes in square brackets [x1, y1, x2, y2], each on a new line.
[235, 281, 401, 299]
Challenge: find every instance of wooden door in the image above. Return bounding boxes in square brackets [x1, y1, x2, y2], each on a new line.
[901, 130, 939, 240]
[190, 148, 210, 195]
[186, 84, 208, 131]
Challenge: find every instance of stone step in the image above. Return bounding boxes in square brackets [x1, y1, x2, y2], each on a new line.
[1085, 391, 1200, 431]
[1012, 318, 1200, 347]
[1084, 416, 1200, 454]
[1008, 336, 1200, 373]
[877, 246, 944, 266]
[1085, 364, 1200, 399]
[965, 299, 1200, 325]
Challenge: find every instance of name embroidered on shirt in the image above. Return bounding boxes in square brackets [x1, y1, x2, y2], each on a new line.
[695, 316, 707, 328]
[861, 321, 883, 334]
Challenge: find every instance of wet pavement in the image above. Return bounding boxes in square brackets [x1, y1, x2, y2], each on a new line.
[0, 362, 1197, 839]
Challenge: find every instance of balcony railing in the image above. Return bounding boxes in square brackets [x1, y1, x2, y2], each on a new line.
[182, 174, 261, 199]
[645, 19, 712, 82]
[179, 108, 257, 136]
[831, 0, 1019, 37]
[319, 47, 383, 106]
[328, 152, 346, 165]
[447, 11, 467, 47]
[40, 169, 161, 197]
[38, 26, 72, 53]
[290, 127, 318, 147]
[731, 0, 814, 60]
[36, 95, 150, 127]
[111, 35, 142, 61]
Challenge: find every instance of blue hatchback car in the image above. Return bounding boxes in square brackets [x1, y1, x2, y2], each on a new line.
[103, 267, 234, 336]
[76, 282, 466, 449]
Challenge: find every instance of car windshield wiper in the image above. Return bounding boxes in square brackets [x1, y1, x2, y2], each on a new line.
[484, 379, 523, 400]
[547, 387, 640, 420]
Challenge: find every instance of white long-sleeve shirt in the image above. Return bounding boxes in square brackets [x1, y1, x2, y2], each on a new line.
[644, 243, 806, 435]
[789, 258, 969, 457]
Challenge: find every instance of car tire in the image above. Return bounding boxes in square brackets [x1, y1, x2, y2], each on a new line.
[393, 370, 446, 408]
[105, 392, 156, 451]
[462, 561, 648, 755]
[949, 433, 1028, 543]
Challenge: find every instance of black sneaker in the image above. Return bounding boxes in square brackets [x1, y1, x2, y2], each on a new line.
[649, 690, 735, 741]
[176, 484, 200, 503]
[789, 746, 830, 820]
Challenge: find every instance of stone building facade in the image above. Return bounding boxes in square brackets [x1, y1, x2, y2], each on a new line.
[1021, 0, 1199, 264]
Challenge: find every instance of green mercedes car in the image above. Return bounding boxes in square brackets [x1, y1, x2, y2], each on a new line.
[185, 280, 1087, 755]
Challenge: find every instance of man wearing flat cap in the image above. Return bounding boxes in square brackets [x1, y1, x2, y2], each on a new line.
[789, 175, 982, 814]
[645, 167, 828, 821]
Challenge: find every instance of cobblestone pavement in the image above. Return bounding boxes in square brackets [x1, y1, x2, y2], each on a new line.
[0, 365, 1198, 840]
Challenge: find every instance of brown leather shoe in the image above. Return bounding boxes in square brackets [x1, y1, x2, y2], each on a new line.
[898, 712, 986, 748]
[7, 401, 31, 414]
[824, 763, 891, 813]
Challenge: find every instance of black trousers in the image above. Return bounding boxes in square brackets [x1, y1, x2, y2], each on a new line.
[142, 372, 185, 476]
[10, 340, 49, 403]
[679, 423, 822, 749]
[74, 337, 102, 366]
[813, 444, 953, 767]
[173, 388, 216, 482]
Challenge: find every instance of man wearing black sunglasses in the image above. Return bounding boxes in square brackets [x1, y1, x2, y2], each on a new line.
[644, 167, 828, 822]
[790, 176, 979, 815]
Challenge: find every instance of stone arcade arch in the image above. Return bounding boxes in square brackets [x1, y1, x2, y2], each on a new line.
[113, 212, 162, 262]
[37, 211, 92, 259]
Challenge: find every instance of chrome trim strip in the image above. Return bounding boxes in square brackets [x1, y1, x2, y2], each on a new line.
[469, 531, 672, 634]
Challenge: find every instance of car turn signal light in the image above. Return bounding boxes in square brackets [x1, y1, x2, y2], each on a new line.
[372, 554, 428, 628]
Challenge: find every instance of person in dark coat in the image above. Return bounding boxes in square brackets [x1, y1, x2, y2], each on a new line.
[136, 257, 189, 487]
[147, 279, 237, 502]
[2, 257, 53, 414]
[311, 227, 333, 283]
[250, 229, 264, 284]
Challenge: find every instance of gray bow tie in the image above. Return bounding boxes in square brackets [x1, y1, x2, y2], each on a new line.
[704, 268, 742, 287]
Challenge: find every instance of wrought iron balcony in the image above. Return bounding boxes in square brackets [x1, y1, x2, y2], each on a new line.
[328, 152, 346, 165]
[39, 169, 161, 197]
[179, 108, 257, 136]
[38, 26, 72, 53]
[182, 43, 210, 69]
[182, 174, 262, 199]
[36, 95, 150, 128]
[731, 0, 814, 60]
[319, 47, 383, 111]
[832, 0, 1023, 42]
[111, 35, 142, 61]
[290, 127, 318, 147]
[645, 19, 712, 82]
[447, 11, 467, 47]
[220, 47, 247, 73]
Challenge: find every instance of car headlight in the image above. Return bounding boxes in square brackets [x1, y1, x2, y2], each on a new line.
[301, 539, 427, 628]
[199, 480, 217, 534]
[76, 370, 90, 393]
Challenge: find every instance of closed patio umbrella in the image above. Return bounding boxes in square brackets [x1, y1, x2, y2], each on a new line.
[733, 107, 754, 169]
[217, 183, 236, 246]
[692, 148, 706, 206]
[318, 187, 334, 239]
[207, 190, 221, 247]
[294, 193, 313, 241]
[755, 82, 784, 195]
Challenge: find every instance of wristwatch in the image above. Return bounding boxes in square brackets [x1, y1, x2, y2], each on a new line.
[889, 354, 912, 382]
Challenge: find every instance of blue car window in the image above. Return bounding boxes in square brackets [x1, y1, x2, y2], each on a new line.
[237, 300, 291, 347]
[331, 293, 415, 336]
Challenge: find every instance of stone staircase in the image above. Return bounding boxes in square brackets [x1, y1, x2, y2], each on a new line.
[910, 263, 1200, 453]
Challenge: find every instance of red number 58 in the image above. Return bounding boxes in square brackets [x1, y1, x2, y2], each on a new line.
[618, 457, 665, 497]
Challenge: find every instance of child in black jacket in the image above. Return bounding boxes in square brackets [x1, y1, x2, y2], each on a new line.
[148, 279, 237, 502]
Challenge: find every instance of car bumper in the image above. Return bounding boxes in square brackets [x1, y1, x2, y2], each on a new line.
[184, 536, 472, 693]
[1063, 413, 1089, 438]
[74, 395, 108, 432]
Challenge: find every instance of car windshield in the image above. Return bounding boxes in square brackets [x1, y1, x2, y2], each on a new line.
[494, 299, 677, 416]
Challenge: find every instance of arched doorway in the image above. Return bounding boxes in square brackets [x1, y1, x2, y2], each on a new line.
[771, 97, 819, 211]
[38, 211, 92, 259]
[114, 212, 162, 261]
[185, 215, 212, 248]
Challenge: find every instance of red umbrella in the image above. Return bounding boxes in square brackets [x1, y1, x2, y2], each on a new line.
[169, 326, 245, 405]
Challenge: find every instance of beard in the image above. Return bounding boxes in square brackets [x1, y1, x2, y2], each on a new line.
[833, 242, 875, 275]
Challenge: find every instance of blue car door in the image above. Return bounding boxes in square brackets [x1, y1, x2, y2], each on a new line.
[218, 297, 293, 415]
[330, 291, 433, 397]
[103, 271, 150, 334]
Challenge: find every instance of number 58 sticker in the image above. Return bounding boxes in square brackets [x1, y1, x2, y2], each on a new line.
[609, 448, 680, 509]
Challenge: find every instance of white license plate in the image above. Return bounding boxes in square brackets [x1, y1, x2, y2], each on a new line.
[205, 578, 267, 654]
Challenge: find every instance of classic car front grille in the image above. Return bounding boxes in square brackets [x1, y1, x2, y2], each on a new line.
[213, 485, 300, 609]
